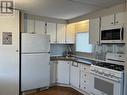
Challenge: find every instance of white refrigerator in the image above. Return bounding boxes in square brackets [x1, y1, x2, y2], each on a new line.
[21, 33, 50, 91]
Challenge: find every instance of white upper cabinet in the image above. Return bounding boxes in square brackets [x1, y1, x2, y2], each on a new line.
[24, 19, 46, 34]
[66, 23, 76, 44]
[24, 19, 34, 33]
[101, 14, 114, 29]
[89, 18, 100, 44]
[47, 22, 57, 43]
[115, 12, 125, 25]
[76, 20, 89, 32]
[101, 12, 126, 29]
[57, 24, 66, 43]
[35, 20, 45, 34]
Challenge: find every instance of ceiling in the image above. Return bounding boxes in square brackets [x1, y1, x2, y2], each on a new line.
[15, 0, 125, 20]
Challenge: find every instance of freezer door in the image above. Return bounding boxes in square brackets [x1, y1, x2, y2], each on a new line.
[21, 53, 50, 91]
[21, 33, 50, 53]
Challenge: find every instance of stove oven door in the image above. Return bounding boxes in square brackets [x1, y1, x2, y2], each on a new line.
[90, 73, 123, 95]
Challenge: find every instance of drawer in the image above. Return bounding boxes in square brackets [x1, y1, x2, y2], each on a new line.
[80, 64, 90, 72]
[80, 77, 89, 86]
[80, 71, 90, 80]
[80, 83, 90, 93]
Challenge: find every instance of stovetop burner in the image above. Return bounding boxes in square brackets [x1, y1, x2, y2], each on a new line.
[93, 62, 124, 71]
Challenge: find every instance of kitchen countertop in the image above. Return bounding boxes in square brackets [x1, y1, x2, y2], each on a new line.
[50, 56, 95, 65]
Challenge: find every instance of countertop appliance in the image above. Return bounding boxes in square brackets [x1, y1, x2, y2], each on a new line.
[21, 33, 50, 91]
[100, 25, 124, 43]
[90, 53, 125, 95]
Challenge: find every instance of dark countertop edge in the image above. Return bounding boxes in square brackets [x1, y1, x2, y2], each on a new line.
[50, 56, 94, 65]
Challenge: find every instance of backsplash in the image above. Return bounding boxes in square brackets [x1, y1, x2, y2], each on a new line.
[93, 44, 125, 60]
[50, 44, 75, 56]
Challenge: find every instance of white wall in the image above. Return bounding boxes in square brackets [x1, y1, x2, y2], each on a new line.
[0, 10, 20, 95]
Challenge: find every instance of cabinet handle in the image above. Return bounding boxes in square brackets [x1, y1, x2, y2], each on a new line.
[116, 21, 119, 23]
[84, 87, 86, 89]
[111, 22, 114, 24]
[84, 81, 86, 83]
[84, 68, 86, 70]
[84, 74, 86, 76]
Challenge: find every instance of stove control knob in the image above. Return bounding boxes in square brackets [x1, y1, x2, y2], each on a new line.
[110, 74, 114, 78]
[91, 69, 96, 72]
[95, 70, 98, 73]
[104, 73, 110, 77]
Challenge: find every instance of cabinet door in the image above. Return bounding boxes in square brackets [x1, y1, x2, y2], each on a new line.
[35, 20, 45, 34]
[50, 61, 57, 84]
[76, 20, 89, 32]
[115, 12, 125, 25]
[101, 14, 114, 29]
[57, 24, 66, 43]
[70, 62, 80, 88]
[47, 22, 57, 43]
[66, 23, 76, 44]
[57, 61, 70, 84]
[24, 19, 34, 33]
[89, 18, 100, 44]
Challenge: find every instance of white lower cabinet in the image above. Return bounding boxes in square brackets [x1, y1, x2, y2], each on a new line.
[50, 60, 91, 94]
[57, 61, 70, 84]
[80, 64, 90, 93]
[50, 61, 57, 85]
[70, 62, 80, 88]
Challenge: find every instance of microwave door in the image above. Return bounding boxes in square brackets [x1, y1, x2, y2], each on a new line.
[101, 30, 113, 40]
[100, 28, 124, 43]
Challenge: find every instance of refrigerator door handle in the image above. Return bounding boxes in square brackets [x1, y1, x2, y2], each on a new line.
[16, 50, 19, 52]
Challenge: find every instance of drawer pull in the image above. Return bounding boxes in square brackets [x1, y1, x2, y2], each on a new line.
[84, 74, 86, 76]
[84, 68, 86, 70]
[116, 21, 119, 23]
[84, 87, 86, 89]
[84, 81, 86, 83]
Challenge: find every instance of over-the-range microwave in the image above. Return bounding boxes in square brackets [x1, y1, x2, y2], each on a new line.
[100, 25, 124, 43]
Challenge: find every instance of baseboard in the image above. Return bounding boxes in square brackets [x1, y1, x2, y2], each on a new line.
[21, 86, 49, 95]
